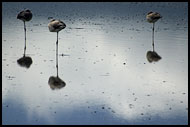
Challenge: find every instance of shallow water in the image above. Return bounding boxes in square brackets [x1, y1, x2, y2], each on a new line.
[2, 2, 188, 125]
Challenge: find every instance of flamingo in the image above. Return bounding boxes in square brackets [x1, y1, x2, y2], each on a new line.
[17, 9, 32, 57]
[48, 19, 66, 77]
[146, 12, 162, 52]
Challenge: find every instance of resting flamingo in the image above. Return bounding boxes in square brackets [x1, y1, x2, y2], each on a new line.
[17, 9, 32, 56]
[146, 12, 162, 52]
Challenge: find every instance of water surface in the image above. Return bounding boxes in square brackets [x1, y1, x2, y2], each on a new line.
[2, 2, 188, 125]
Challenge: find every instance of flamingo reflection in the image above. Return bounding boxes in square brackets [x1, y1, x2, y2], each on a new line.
[146, 51, 161, 63]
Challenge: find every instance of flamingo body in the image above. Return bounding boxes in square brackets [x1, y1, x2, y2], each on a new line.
[146, 12, 162, 23]
[48, 19, 66, 32]
[17, 9, 32, 22]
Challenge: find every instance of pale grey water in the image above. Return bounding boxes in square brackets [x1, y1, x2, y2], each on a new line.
[2, 2, 188, 125]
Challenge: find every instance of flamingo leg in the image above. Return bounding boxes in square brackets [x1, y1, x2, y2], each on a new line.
[152, 23, 155, 52]
[24, 21, 26, 57]
[56, 32, 59, 77]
